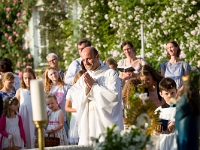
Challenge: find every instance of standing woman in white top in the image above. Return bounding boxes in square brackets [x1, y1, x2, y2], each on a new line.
[44, 67, 70, 138]
[118, 41, 147, 83]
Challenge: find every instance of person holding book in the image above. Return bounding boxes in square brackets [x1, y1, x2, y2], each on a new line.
[154, 77, 177, 150]
[118, 41, 147, 83]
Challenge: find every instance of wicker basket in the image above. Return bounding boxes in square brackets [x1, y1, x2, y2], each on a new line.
[3, 139, 21, 150]
[45, 133, 60, 147]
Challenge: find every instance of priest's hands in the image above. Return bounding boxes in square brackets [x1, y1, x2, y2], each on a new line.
[84, 72, 95, 88]
[84, 72, 96, 94]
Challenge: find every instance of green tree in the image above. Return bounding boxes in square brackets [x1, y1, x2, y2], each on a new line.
[61, 0, 199, 87]
[0, 0, 36, 72]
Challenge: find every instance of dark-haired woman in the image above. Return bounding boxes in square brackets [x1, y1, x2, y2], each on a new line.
[139, 65, 164, 107]
[161, 41, 191, 92]
[118, 41, 147, 84]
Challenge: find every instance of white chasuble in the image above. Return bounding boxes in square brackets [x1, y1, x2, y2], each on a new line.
[70, 64, 124, 145]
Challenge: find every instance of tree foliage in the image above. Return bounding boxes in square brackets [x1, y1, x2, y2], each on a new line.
[0, 0, 36, 72]
[61, 0, 200, 78]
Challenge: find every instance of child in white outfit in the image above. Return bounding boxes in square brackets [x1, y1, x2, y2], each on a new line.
[0, 97, 26, 149]
[154, 78, 177, 150]
[45, 94, 68, 145]
[16, 68, 36, 149]
[65, 70, 86, 144]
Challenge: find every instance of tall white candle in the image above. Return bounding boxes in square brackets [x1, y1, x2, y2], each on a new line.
[141, 24, 145, 58]
[30, 79, 47, 121]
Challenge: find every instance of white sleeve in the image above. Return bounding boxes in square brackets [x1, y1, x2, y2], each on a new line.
[64, 60, 80, 85]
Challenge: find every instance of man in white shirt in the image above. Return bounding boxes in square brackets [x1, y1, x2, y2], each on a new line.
[70, 47, 124, 145]
[64, 39, 91, 85]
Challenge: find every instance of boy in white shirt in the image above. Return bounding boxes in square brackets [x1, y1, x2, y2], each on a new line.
[155, 77, 177, 150]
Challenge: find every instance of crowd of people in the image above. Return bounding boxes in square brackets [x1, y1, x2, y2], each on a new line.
[0, 39, 199, 150]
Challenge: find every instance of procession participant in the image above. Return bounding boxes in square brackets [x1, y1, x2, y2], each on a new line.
[155, 78, 177, 150]
[71, 47, 123, 145]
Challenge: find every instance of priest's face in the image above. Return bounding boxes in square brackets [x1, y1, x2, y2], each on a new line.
[81, 47, 99, 71]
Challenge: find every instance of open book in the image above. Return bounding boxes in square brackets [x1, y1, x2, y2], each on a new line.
[117, 65, 135, 72]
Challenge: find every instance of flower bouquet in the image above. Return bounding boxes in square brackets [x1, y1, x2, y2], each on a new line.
[91, 124, 150, 150]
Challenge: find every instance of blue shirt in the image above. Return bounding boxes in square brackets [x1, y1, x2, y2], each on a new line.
[161, 61, 191, 89]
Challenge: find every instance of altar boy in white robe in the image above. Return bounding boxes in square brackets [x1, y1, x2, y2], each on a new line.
[70, 46, 123, 145]
[155, 77, 177, 150]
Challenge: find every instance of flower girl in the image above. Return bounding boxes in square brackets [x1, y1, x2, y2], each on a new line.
[45, 94, 68, 145]
[0, 96, 26, 149]
[15, 68, 36, 148]
[44, 67, 70, 137]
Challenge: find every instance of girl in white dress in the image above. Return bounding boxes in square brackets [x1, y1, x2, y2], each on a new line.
[65, 70, 86, 144]
[45, 94, 68, 145]
[15, 68, 36, 149]
[44, 67, 70, 137]
[0, 96, 26, 149]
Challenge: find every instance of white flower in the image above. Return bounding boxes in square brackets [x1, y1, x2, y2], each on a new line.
[86, 35, 90, 38]
[191, 30, 197, 35]
[179, 51, 186, 58]
[104, 14, 109, 20]
[128, 15, 133, 20]
[191, 1, 197, 5]
[136, 93, 149, 104]
[79, 24, 83, 29]
[198, 61, 200, 68]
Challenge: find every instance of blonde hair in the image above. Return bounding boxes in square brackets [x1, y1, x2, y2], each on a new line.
[122, 78, 141, 105]
[44, 67, 64, 93]
[0, 72, 15, 89]
[73, 70, 86, 84]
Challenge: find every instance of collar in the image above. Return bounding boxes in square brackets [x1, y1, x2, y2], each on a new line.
[87, 63, 109, 76]
[161, 102, 176, 108]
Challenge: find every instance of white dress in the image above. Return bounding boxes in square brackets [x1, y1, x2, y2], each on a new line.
[19, 88, 35, 149]
[2, 115, 24, 149]
[66, 89, 79, 144]
[46, 109, 68, 145]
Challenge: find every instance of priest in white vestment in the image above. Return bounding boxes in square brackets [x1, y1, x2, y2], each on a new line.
[70, 47, 124, 145]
